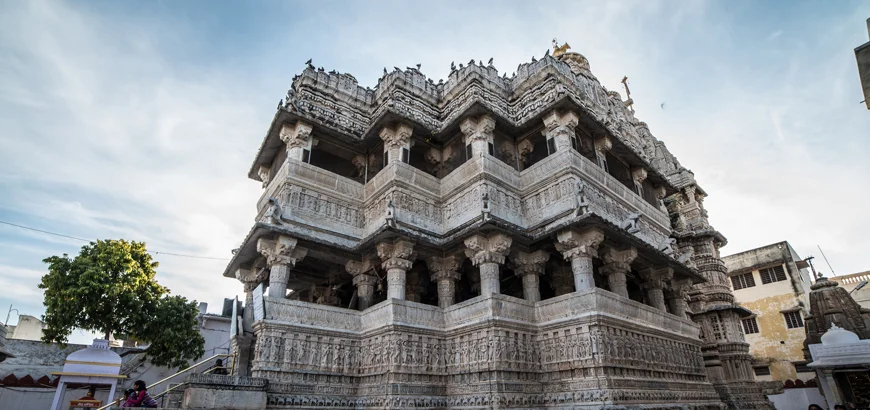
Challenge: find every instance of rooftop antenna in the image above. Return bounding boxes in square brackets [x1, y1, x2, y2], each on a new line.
[817, 245, 835, 277]
[4, 304, 19, 326]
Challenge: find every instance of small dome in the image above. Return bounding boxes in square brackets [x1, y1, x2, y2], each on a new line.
[61, 339, 122, 376]
[821, 324, 860, 345]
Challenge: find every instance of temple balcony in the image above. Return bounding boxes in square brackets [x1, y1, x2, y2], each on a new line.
[256, 147, 671, 251]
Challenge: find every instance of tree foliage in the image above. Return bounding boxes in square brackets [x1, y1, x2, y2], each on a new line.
[40, 239, 205, 368]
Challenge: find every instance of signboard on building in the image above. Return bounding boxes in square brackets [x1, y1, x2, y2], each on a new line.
[252, 283, 265, 322]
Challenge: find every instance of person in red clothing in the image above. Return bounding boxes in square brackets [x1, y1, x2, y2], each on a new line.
[124, 380, 158, 408]
[77, 387, 97, 401]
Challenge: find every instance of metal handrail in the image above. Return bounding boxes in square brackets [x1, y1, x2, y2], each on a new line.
[96, 353, 234, 410]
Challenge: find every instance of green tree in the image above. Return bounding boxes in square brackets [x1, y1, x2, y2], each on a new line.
[39, 239, 205, 368]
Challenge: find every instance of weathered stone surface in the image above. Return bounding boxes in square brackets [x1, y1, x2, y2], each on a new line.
[220, 43, 774, 409]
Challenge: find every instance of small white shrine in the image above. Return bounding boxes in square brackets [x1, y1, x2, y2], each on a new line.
[49, 339, 126, 410]
[808, 324, 870, 408]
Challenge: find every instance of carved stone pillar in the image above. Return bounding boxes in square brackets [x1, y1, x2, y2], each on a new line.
[600, 247, 637, 298]
[667, 278, 692, 318]
[257, 236, 307, 298]
[279, 121, 313, 161]
[346, 259, 376, 310]
[464, 232, 512, 296]
[594, 136, 612, 168]
[460, 114, 495, 158]
[377, 239, 415, 300]
[235, 268, 267, 333]
[542, 110, 579, 152]
[639, 267, 672, 312]
[379, 123, 413, 165]
[511, 251, 550, 302]
[555, 228, 604, 292]
[550, 266, 575, 296]
[426, 256, 461, 308]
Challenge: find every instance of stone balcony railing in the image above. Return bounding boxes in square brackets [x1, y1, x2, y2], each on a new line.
[262, 288, 699, 339]
[258, 149, 671, 248]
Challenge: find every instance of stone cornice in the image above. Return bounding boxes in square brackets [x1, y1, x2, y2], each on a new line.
[250, 56, 685, 194]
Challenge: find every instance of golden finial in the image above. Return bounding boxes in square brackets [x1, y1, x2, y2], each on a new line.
[552, 38, 571, 57]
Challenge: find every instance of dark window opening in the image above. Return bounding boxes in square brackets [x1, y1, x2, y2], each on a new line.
[383, 150, 389, 168]
[784, 311, 804, 329]
[487, 142, 495, 156]
[401, 147, 410, 164]
[308, 142, 358, 180]
[269, 145, 288, 181]
[605, 152, 635, 191]
[753, 366, 771, 376]
[641, 180, 659, 207]
[492, 132, 519, 170]
[465, 144, 473, 160]
[731, 273, 756, 290]
[760, 265, 787, 284]
[521, 136, 549, 170]
[546, 138, 557, 155]
[741, 317, 759, 334]
[793, 361, 811, 373]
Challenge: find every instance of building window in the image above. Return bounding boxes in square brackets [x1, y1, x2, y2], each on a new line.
[759, 265, 787, 284]
[487, 142, 495, 156]
[754, 366, 771, 376]
[731, 273, 756, 290]
[546, 138, 556, 155]
[741, 317, 760, 334]
[465, 144, 473, 160]
[793, 361, 811, 373]
[783, 311, 804, 329]
[401, 147, 410, 164]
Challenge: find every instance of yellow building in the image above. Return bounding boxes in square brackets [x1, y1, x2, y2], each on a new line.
[722, 241, 815, 383]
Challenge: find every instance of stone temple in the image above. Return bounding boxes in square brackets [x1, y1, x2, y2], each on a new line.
[223, 45, 774, 409]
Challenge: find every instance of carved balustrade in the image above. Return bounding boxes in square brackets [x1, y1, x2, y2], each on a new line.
[254, 148, 672, 254]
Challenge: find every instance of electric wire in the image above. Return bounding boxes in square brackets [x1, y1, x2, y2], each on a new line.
[0, 220, 230, 261]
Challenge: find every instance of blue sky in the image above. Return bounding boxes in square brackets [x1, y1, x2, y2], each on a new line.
[1, 0, 868, 344]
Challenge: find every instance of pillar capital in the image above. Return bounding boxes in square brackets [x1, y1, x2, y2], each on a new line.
[460, 114, 496, 143]
[542, 110, 579, 135]
[376, 239, 415, 268]
[346, 259, 377, 310]
[600, 247, 637, 299]
[464, 233, 512, 266]
[279, 121, 313, 150]
[235, 268, 267, 293]
[600, 247, 638, 274]
[631, 167, 648, 185]
[257, 236, 307, 268]
[426, 256, 461, 281]
[510, 250, 550, 277]
[555, 228, 604, 260]
[377, 239, 415, 300]
[511, 250, 550, 303]
[594, 136, 612, 156]
[542, 110, 579, 152]
[257, 236, 306, 298]
[426, 255, 461, 308]
[379, 123, 413, 149]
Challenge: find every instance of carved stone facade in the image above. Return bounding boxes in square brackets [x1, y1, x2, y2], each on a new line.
[223, 44, 773, 408]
